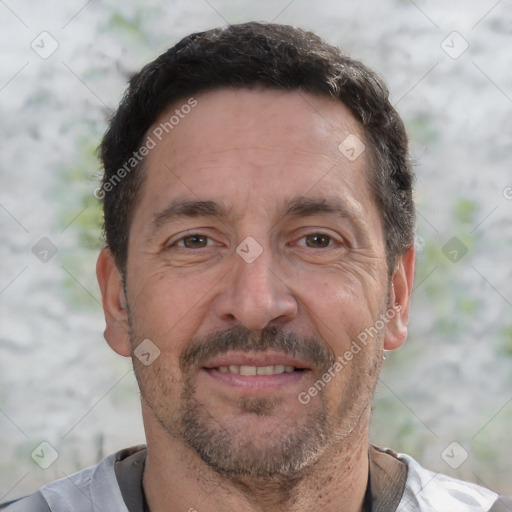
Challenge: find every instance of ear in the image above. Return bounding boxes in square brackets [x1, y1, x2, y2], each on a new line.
[96, 247, 131, 357]
[383, 245, 415, 351]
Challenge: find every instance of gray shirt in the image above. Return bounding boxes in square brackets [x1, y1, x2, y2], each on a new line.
[1, 445, 509, 511]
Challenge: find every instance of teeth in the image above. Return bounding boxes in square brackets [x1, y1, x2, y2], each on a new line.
[217, 365, 296, 375]
[240, 365, 257, 376]
[257, 365, 273, 375]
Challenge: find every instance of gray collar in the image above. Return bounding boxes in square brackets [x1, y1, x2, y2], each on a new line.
[114, 444, 408, 512]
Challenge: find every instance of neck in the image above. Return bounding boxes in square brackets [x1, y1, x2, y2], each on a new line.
[142, 407, 370, 512]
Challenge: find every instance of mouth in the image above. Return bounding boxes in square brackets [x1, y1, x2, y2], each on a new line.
[200, 352, 311, 392]
[216, 364, 298, 375]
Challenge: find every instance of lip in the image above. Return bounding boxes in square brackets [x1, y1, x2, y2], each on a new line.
[201, 367, 310, 392]
[199, 350, 312, 393]
[202, 350, 312, 370]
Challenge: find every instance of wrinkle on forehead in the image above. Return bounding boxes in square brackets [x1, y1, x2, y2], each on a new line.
[144, 88, 365, 173]
[130, 88, 381, 252]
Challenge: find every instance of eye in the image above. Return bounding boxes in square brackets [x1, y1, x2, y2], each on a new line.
[300, 233, 333, 249]
[174, 234, 211, 249]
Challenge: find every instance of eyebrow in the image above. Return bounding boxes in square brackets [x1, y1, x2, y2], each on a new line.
[283, 196, 355, 220]
[151, 200, 227, 232]
[147, 195, 358, 240]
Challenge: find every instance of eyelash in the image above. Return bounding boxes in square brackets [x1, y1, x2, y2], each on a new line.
[172, 233, 218, 248]
[168, 231, 340, 250]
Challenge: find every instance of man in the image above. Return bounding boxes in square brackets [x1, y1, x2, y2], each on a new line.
[3, 21, 510, 512]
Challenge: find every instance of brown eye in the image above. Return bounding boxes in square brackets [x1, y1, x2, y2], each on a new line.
[304, 234, 331, 248]
[180, 234, 209, 248]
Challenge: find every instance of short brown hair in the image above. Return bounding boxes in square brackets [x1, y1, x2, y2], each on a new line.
[99, 22, 415, 273]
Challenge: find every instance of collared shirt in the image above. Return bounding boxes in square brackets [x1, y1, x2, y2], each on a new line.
[2, 444, 507, 511]
[115, 445, 408, 512]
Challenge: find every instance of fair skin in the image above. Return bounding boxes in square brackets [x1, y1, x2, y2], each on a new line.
[97, 88, 415, 512]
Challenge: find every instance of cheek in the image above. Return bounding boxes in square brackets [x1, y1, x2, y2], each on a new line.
[128, 268, 212, 348]
[297, 268, 386, 354]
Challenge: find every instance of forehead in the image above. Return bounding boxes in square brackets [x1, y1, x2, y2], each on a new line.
[146, 88, 365, 170]
[133, 88, 377, 231]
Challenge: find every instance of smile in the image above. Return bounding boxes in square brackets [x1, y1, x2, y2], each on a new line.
[216, 364, 296, 375]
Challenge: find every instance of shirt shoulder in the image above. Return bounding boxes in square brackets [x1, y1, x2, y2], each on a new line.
[0, 492, 51, 512]
[0, 445, 146, 512]
[395, 450, 502, 511]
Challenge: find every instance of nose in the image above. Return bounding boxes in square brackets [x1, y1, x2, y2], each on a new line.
[212, 242, 298, 330]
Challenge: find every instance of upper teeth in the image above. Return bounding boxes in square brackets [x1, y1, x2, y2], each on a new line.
[217, 365, 295, 375]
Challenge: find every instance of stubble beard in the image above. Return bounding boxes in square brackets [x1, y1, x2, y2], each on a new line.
[177, 375, 331, 482]
[131, 321, 384, 486]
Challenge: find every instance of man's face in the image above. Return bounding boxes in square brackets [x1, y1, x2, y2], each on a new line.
[105, 88, 406, 479]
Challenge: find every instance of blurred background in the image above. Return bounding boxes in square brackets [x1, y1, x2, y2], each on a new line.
[1, 0, 511, 498]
